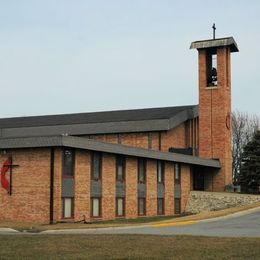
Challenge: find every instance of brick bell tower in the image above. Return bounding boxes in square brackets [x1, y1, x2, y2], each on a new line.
[190, 29, 239, 191]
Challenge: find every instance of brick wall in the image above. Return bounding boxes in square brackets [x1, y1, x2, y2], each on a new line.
[102, 154, 116, 220]
[74, 150, 91, 222]
[161, 123, 186, 152]
[53, 148, 62, 223]
[146, 160, 157, 216]
[0, 149, 51, 223]
[89, 123, 197, 154]
[125, 157, 137, 218]
[164, 162, 174, 215]
[105, 134, 117, 144]
[0, 147, 192, 223]
[198, 47, 232, 191]
[181, 164, 191, 212]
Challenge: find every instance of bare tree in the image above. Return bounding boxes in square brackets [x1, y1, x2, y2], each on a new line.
[232, 111, 259, 185]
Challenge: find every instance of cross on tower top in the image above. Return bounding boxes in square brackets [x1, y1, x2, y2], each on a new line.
[212, 23, 216, 39]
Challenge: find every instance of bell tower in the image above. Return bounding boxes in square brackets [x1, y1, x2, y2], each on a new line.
[190, 32, 239, 191]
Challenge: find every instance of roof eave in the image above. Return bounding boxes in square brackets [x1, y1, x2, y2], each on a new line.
[0, 135, 221, 169]
[190, 37, 239, 53]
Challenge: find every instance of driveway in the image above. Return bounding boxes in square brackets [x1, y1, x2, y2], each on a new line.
[43, 207, 260, 237]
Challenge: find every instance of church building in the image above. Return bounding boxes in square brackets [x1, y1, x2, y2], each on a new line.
[0, 35, 239, 223]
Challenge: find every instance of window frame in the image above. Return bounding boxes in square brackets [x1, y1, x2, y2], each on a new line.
[62, 148, 75, 178]
[61, 197, 74, 219]
[91, 152, 102, 181]
[206, 51, 218, 87]
[147, 132, 152, 149]
[116, 197, 125, 217]
[91, 197, 102, 218]
[174, 163, 181, 184]
[138, 158, 146, 184]
[116, 156, 125, 182]
[174, 198, 181, 215]
[157, 198, 165, 215]
[157, 161, 165, 184]
[138, 197, 146, 216]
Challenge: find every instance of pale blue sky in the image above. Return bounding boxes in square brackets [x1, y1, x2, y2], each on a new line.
[0, 0, 259, 118]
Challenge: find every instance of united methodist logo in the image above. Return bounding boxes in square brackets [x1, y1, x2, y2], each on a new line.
[0, 157, 19, 195]
[1, 159, 11, 193]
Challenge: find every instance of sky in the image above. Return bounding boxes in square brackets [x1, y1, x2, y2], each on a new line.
[0, 0, 259, 118]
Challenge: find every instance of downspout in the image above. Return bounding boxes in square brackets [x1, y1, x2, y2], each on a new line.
[50, 148, 55, 224]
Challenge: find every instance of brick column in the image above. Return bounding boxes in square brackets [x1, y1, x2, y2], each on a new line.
[74, 150, 91, 222]
[125, 157, 137, 218]
[164, 162, 174, 216]
[53, 148, 62, 222]
[181, 164, 191, 213]
[146, 159, 157, 216]
[102, 154, 116, 220]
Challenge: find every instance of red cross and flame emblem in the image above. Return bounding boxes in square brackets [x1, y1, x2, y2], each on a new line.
[1, 159, 11, 193]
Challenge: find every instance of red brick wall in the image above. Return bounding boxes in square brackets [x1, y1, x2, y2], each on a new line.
[125, 157, 137, 218]
[198, 47, 232, 191]
[185, 118, 199, 154]
[121, 133, 135, 146]
[0, 147, 192, 223]
[146, 160, 157, 216]
[105, 134, 117, 144]
[0, 149, 51, 223]
[165, 162, 174, 215]
[151, 132, 160, 150]
[181, 164, 191, 212]
[101, 154, 116, 220]
[90, 126, 195, 153]
[93, 134, 106, 142]
[121, 133, 148, 149]
[53, 148, 62, 223]
[161, 123, 186, 152]
[74, 150, 91, 222]
[135, 133, 148, 149]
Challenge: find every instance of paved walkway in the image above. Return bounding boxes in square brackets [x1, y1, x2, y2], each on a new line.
[1, 207, 260, 237]
[42, 207, 260, 237]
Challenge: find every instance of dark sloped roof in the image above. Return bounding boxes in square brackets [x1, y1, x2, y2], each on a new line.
[0, 105, 196, 128]
[0, 105, 198, 138]
[0, 135, 220, 168]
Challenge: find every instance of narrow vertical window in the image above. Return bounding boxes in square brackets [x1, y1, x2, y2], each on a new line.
[157, 161, 164, 184]
[62, 198, 73, 218]
[62, 149, 74, 177]
[158, 132, 162, 151]
[91, 152, 102, 180]
[174, 198, 181, 214]
[174, 163, 181, 184]
[148, 132, 152, 149]
[117, 134, 122, 144]
[138, 198, 146, 216]
[116, 198, 125, 217]
[174, 163, 181, 215]
[91, 198, 101, 217]
[116, 156, 125, 182]
[206, 51, 218, 86]
[157, 198, 164, 215]
[138, 158, 146, 183]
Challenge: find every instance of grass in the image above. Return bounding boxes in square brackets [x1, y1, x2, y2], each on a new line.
[0, 234, 260, 259]
[1, 201, 260, 232]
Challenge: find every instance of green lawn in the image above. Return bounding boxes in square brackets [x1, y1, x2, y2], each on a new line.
[0, 234, 259, 259]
